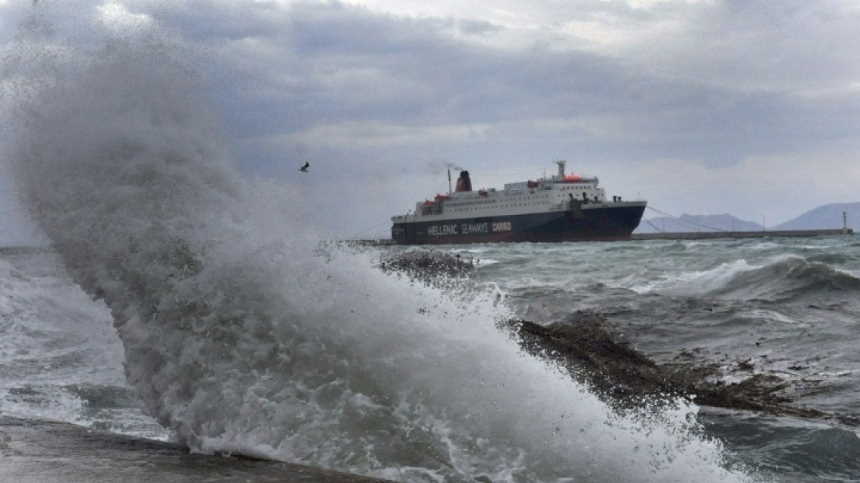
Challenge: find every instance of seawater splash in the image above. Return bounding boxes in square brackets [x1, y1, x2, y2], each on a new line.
[4, 7, 753, 482]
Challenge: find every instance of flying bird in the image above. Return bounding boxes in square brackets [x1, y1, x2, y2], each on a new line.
[299, 161, 310, 173]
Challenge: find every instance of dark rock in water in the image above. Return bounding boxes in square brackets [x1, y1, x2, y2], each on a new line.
[508, 311, 660, 404]
[379, 250, 474, 281]
[506, 311, 856, 425]
[0, 416, 390, 483]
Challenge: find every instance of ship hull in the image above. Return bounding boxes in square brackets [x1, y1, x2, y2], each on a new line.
[391, 204, 646, 245]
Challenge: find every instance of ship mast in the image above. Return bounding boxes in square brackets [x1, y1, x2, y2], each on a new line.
[447, 168, 452, 194]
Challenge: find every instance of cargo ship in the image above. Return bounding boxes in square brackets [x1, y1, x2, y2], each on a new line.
[391, 161, 646, 244]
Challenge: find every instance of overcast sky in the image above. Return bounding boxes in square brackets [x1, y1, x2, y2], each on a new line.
[2, 0, 859, 241]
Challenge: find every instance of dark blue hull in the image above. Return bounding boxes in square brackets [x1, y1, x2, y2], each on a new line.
[391, 204, 646, 244]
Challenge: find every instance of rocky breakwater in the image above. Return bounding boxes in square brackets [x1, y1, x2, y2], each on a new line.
[507, 312, 856, 425]
[381, 249, 858, 426]
[379, 250, 475, 282]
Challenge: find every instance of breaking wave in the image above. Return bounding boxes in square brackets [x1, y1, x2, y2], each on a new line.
[626, 259, 756, 295]
[636, 255, 860, 302]
[4, 8, 751, 482]
[709, 256, 860, 301]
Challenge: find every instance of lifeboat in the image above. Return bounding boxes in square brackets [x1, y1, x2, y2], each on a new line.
[564, 174, 583, 182]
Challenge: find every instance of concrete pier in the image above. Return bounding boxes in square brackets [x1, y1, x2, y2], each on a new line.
[0, 416, 389, 483]
[632, 228, 853, 241]
[354, 228, 854, 246]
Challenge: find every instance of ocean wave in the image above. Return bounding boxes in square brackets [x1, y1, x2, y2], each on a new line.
[710, 257, 860, 301]
[626, 259, 756, 295]
[601, 243, 644, 252]
[3, 10, 750, 482]
[639, 255, 860, 302]
[805, 253, 857, 265]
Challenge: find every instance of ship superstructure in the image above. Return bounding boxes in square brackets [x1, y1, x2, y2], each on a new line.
[391, 161, 646, 244]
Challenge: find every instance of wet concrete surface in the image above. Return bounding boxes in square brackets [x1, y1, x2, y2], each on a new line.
[0, 416, 390, 483]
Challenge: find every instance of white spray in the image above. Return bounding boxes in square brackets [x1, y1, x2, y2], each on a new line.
[4, 6, 753, 482]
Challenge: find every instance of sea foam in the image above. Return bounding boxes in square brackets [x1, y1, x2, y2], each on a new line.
[4, 6, 753, 482]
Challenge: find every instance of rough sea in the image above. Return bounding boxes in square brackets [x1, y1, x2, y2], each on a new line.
[3, 7, 859, 483]
[3, 236, 860, 481]
[465, 236, 860, 481]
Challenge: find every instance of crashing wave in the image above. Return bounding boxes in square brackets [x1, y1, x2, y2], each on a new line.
[4, 7, 751, 482]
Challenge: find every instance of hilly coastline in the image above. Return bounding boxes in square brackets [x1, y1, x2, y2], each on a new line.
[773, 202, 860, 230]
[636, 213, 762, 233]
[637, 202, 859, 233]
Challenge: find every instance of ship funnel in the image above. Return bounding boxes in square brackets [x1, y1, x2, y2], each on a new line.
[556, 160, 566, 178]
[455, 170, 472, 192]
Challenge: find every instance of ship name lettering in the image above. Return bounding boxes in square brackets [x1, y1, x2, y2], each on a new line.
[461, 222, 489, 234]
[428, 224, 458, 236]
[492, 221, 512, 232]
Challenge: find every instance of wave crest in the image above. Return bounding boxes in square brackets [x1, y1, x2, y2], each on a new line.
[642, 256, 860, 302]
[712, 256, 860, 301]
[4, 10, 750, 482]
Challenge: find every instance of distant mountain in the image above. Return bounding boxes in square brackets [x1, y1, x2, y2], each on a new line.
[773, 202, 860, 230]
[635, 213, 763, 233]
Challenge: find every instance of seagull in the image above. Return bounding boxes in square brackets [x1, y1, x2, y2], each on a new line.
[299, 161, 310, 173]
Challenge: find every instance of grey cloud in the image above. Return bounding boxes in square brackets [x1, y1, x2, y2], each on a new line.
[133, 2, 857, 166]
[2, 0, 858, 234]
[133, 1, 860, 230]
[623, 0, 860, 92]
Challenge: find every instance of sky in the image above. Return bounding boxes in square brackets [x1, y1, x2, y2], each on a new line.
[1, 0, 859, 241]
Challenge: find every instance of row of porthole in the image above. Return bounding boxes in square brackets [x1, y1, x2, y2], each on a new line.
[452, 201, 552, 212]
[451, 195, 550, 210]
[502, 195, 551, 201]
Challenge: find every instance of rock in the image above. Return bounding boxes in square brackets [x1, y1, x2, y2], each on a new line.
[504, 311, 855, 424]
[379, 250, 474, 281]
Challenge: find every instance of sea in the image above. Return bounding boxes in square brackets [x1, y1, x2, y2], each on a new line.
[3, 236, 860, 482]
[3, 9, 860, 483]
